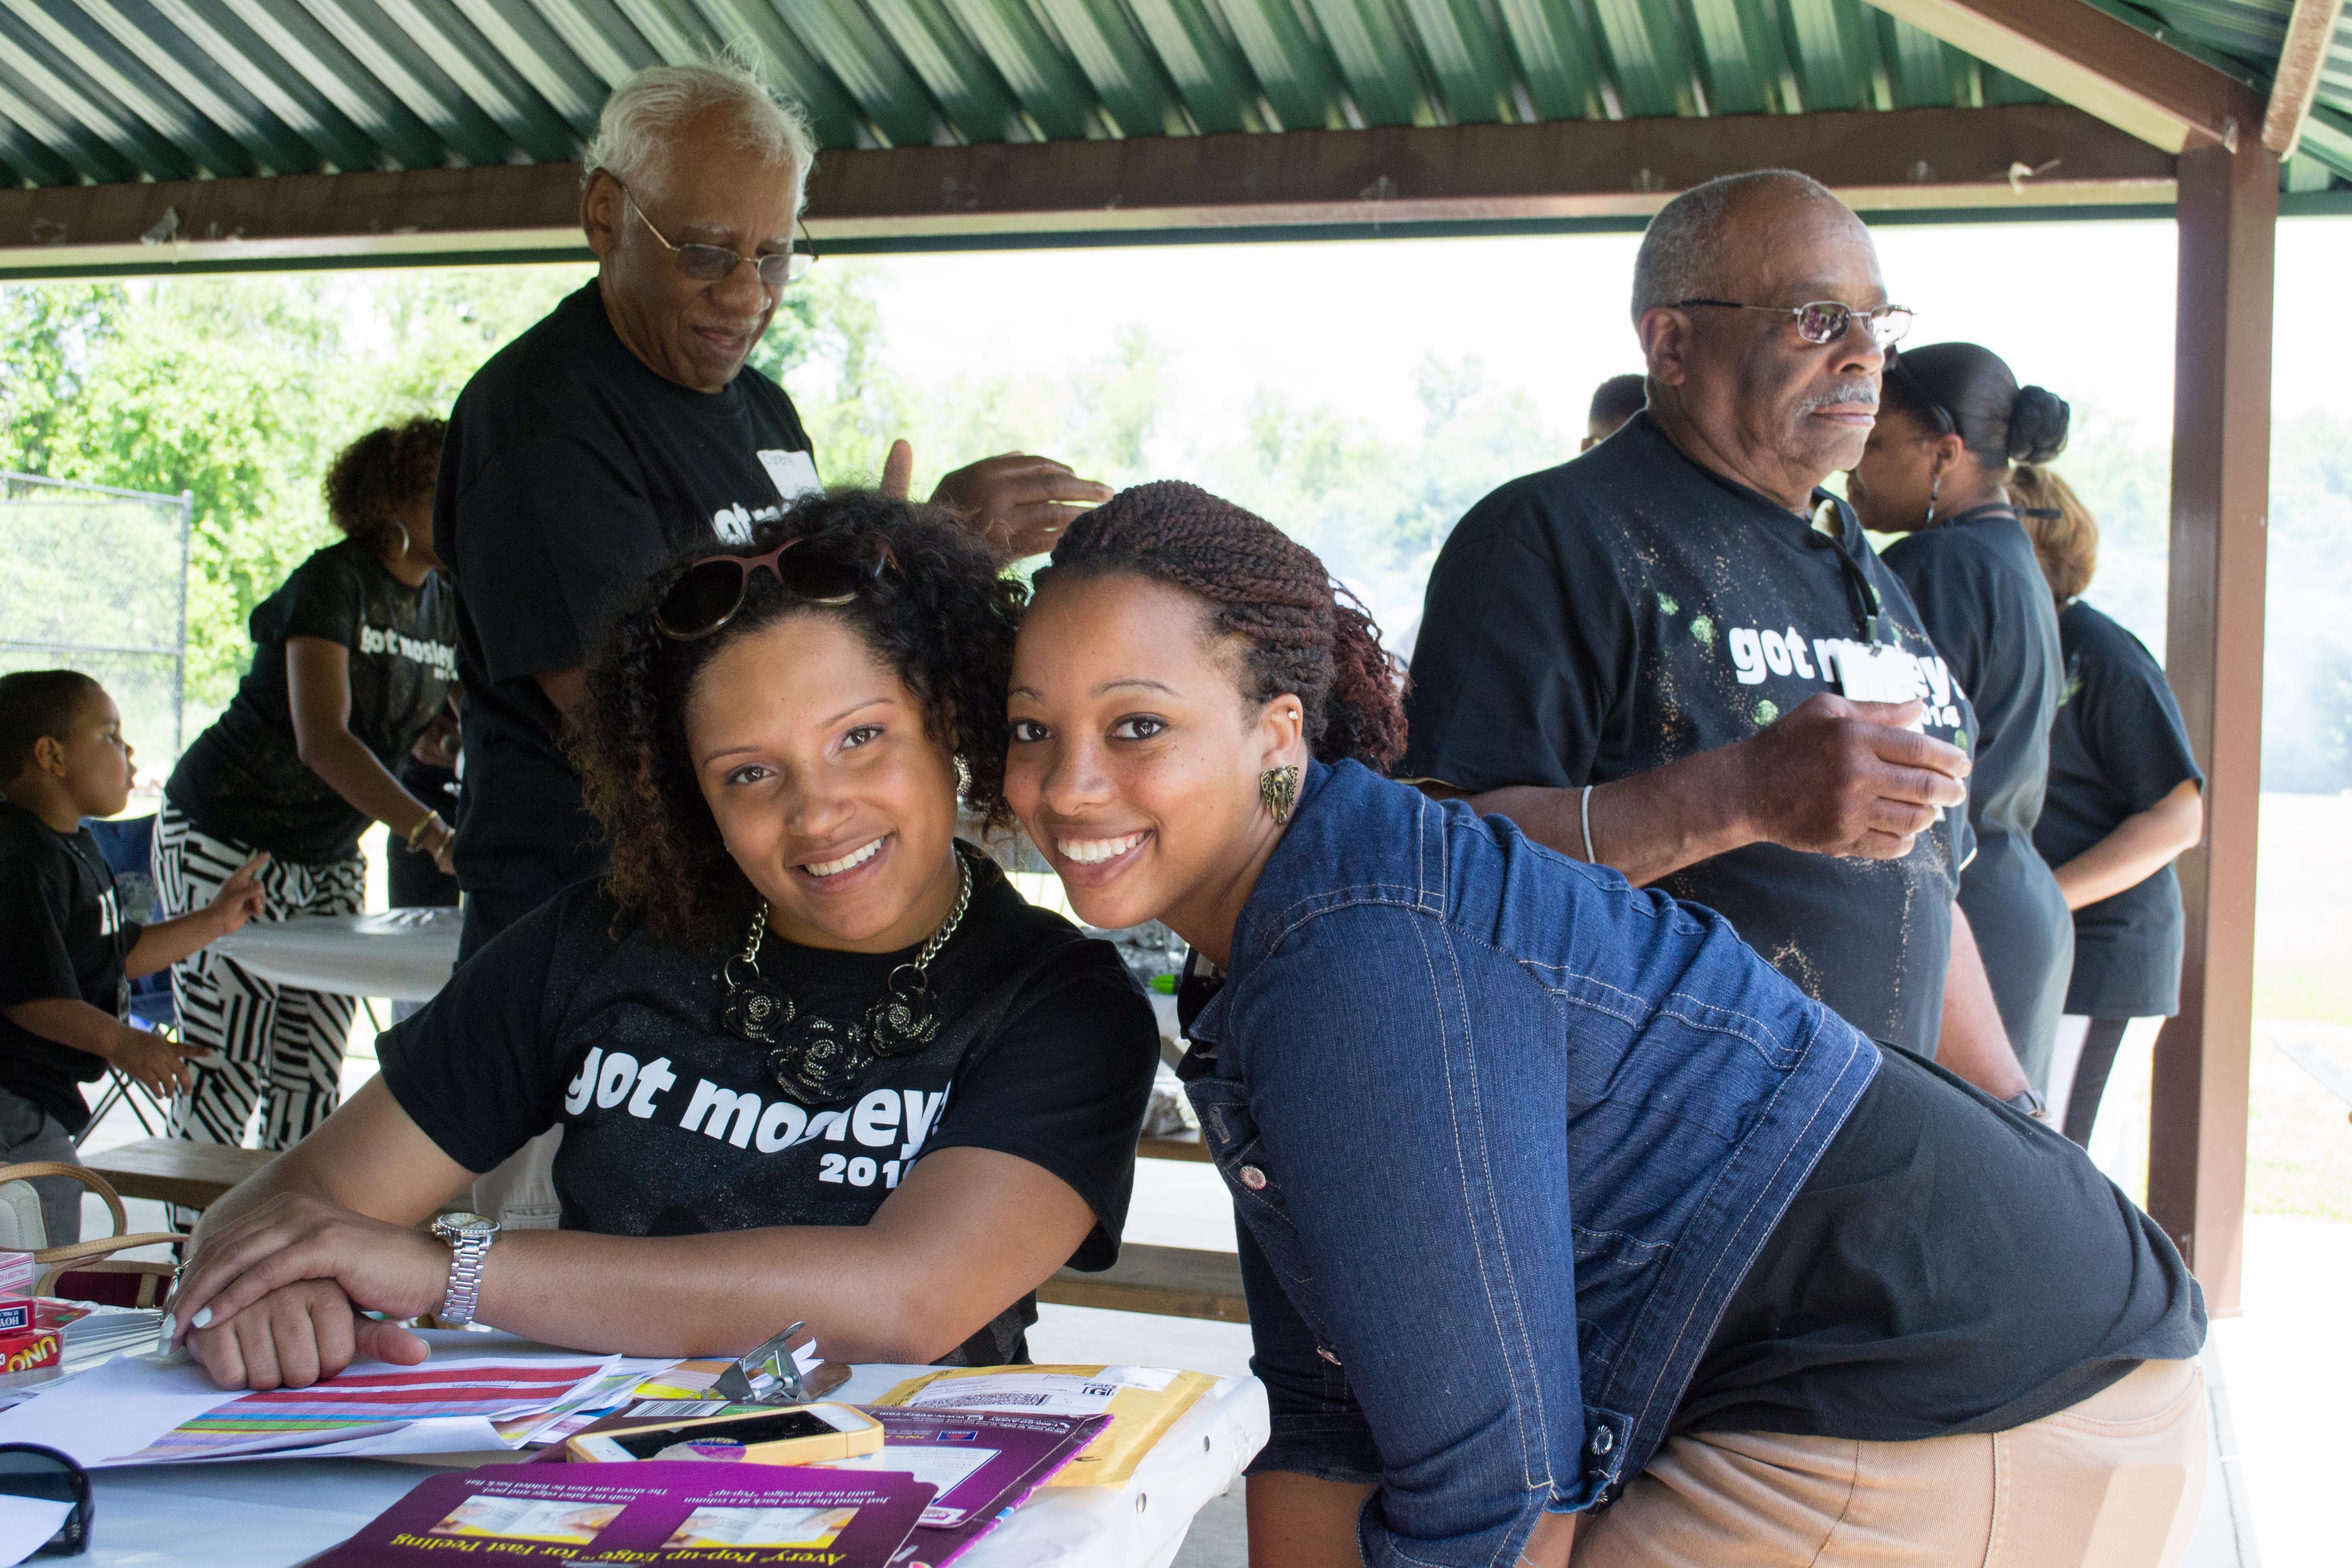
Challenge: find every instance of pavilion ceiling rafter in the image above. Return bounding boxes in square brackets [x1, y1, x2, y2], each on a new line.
[0, 101, 2180, 274]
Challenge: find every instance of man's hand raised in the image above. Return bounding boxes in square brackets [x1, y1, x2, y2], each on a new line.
[1733, 693, 1969, 859]
[879, 440, 1112, 560]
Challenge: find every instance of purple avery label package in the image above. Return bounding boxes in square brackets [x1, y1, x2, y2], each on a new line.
[829, 1407, 1105, 1529]
[825, 1408, 1107, 1567]
[312, 1460, 935, 1566]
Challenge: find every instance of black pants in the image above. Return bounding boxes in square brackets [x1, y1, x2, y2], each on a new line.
[2063, 1017, 2135, 1147]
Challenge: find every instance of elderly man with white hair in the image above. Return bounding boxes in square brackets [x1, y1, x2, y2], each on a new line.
[435, 62, 1108, 960]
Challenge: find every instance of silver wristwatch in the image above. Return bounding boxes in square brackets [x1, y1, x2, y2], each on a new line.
[431, 1210, 499, 1328]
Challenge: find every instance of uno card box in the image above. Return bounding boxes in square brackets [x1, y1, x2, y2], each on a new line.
[0, 1326, 61, 1377]
[567, 1402, 884, 1466]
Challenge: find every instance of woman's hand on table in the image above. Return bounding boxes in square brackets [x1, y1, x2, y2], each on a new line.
[166, 1191, 451, 1356]
[185, 1278, 429, 1389]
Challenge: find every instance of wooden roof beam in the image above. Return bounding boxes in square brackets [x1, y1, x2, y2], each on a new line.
[1865, 0, 2267, 154]
[0, 104, 2176, 276]
[2262, 0, 2348, 158]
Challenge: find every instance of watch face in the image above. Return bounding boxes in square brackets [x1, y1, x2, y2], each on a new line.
[437, 1211, 498, 1238]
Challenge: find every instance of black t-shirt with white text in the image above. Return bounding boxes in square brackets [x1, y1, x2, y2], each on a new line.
[2033, 601, 2204, 1018]
[165, 539, 455, 865]
[433, 281, 819, 906]
[1401, 413, 1975, 1057]
[376, 853, 1160, 1365]
[1882, 507, 2071, 1069]
[0, 803, 140, 1133]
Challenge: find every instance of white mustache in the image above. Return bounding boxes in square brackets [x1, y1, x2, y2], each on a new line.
[1801, 383, 1880, 412]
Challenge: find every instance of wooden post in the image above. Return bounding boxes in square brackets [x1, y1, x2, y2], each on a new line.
[2150, 136, 2276, 1316]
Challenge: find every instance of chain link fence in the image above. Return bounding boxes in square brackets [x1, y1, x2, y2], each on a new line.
[1, 471, 192, 771]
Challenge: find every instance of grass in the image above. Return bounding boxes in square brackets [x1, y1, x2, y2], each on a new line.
[2078, 793, 2352, 1224]
[2092, 1032, 2352, 1224]
[2253, 794, 2352, 1026]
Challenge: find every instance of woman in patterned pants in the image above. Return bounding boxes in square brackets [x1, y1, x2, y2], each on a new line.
[153, 820, 362, 1148]
[154, 420, 456, 1174]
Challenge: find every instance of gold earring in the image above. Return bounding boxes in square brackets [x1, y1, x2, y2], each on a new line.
[1259, 764, 1301, 825]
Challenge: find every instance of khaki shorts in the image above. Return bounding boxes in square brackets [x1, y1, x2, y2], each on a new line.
[1573, 1357, 2208, 1568]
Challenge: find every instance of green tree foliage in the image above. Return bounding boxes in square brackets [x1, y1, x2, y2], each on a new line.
[11, 261, 2347, 792]
[1910, 406, 2352, 794]
[0, 270, 587, 719]
[1189, 353, 1564, 638]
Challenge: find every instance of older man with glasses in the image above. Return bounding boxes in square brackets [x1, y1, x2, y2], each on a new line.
[434, 62, 1109, 966]
[1402, 168, 2035, 1107]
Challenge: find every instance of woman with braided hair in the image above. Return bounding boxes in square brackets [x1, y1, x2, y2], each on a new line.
[1006, 481, 2206, 1568]
[161, 490, 1158, 1389]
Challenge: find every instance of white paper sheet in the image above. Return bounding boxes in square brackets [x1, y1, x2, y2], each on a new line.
[0, 1496, 72, 1567]
[0, 1354, 232, 1467]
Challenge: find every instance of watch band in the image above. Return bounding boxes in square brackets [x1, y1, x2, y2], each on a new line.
[2003, 1087, 2050, 1123]
[437, 1227, 494, 1327]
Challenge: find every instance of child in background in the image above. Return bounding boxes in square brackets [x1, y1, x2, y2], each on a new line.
[0, 670, 267, 1244]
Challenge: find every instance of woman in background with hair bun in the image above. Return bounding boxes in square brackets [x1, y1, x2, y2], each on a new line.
[1847, 342, 2072, 1102]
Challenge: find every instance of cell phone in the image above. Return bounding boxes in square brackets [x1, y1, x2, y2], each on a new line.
[566, 1402, 883, 1465]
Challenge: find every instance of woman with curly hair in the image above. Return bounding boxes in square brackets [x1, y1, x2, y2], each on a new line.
[161, 491, 1159, 1389]
[157, 416, 457, 1161]
[1004, 482, 2206, 1568]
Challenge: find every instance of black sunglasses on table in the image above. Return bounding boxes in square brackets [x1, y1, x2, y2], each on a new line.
[655, 535, 900, 641]
[0, 1444, 91, 1557]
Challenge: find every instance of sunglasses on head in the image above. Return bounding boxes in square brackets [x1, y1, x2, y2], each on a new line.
[655, 535, 899, 641]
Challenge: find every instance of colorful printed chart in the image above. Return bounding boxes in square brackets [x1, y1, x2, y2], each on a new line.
[122, 1358, 626, 1462]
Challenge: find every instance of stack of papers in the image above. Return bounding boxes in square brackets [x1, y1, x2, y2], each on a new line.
[53, 1301, 164, 1366]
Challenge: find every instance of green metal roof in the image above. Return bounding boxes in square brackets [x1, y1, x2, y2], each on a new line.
[2108, 0, 2352, 178]
[0, 0, 2344, 191]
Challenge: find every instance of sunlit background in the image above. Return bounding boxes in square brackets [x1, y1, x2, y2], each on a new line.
[6, 216, 2349, 1230]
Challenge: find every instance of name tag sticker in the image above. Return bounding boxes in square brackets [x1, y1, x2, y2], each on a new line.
[1834, 641, 1925, 722]
[758, 449, 821, 503]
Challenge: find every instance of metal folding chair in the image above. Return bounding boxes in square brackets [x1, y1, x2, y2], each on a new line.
[76, 813, 176, 1146]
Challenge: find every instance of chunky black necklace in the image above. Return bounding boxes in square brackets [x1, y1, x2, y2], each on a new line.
[719, 852, 974, 1106]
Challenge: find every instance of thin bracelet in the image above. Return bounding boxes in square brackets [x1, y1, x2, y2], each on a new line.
[405, 810, 441, 850]
[1579, 785, 1597, 864]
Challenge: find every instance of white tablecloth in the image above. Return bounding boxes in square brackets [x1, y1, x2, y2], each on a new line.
[83, 1350, 1268, 1567]
[207, 909, 462, 1001]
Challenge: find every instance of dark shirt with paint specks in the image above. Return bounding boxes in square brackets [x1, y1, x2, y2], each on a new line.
[1401, 412, 1976, 1058]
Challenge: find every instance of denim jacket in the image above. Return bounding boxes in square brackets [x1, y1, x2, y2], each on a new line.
[1181, 760, 1879, 1567]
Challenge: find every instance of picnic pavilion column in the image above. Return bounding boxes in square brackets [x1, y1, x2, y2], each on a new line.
[2151, 131, 2277, 1315]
